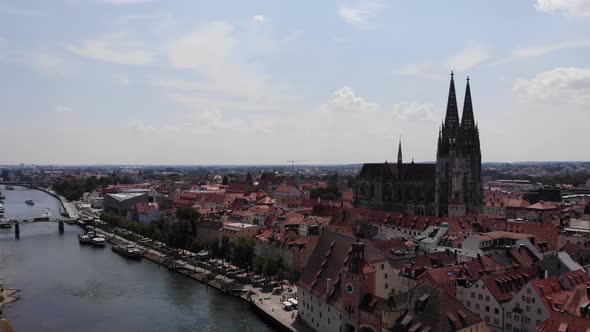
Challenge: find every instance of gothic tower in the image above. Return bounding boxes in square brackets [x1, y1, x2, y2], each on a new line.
[435, 73, 482, 216]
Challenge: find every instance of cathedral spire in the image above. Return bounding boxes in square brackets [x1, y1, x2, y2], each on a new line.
[444, 71, 460, 129]
[461, 76, 475, 128]
[397, 138, 402, 165]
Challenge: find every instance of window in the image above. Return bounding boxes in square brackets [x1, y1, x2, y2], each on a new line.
[526, 306, 530, 312]
[478, 294, 483, 300]
[485, 295, 490, 302]
[381, 264, 384, 269]
[532, 298, 535, 304]
[485, 306, 490, 312]
[466, 301, 471, 307]
[385, 273, 388, 279]
[506, 324, 512, 331]
[485, 316, 490, 323]
[515, 315, 519, 322]
[521, 295, 525, 301]
[527, 288, 531, 294]
[494, 308, 499, 314]
[475, 303, 480, 310]
[385, 284, 388, 289]
[494, 318, 499, 325]
[537, 308, 542, 315]
[471, 292, 476, 298]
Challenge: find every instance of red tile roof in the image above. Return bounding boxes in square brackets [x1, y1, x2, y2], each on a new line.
[537, 311, 590, 332]
[480, 266, 538, 303]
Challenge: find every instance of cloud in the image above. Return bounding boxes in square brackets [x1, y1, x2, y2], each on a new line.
[54, 105, 74, 113]
[339, 0, 383, 26]
[320, 86, 379, 113]
[396, 62, 445, 80]
[0, 5, 42, 17]
[535, 0, 590, 16]
[67, 38, 155, 65]
[115, 75, 130, 85]
[393, 101, 438, 122]
[513, 67, 590, 105]
[31, 53, 68, 76]
[447, 44, 490, 72]
[493, 40, 590, 65]
[167, 21, 279, 106]
[99, 0, 157, 5]
[396, 44, 489, 79]
[252, 15, 266, 23]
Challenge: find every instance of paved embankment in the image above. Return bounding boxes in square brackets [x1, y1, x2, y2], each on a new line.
[92, 228, 311, 332]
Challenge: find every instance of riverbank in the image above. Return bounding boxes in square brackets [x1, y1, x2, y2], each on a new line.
[34, 187, 79, 219]
[92, 227, 311, 332]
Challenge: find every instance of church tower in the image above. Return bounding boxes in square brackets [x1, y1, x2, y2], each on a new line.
[435, 73, 482, 216]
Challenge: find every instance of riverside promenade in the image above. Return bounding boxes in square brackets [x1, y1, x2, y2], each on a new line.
[93, 228, 312, 332]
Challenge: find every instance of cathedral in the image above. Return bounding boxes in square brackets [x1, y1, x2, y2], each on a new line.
[354, 73, 482, 216]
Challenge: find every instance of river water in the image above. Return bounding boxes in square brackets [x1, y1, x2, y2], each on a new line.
[0, 186, 273, 331]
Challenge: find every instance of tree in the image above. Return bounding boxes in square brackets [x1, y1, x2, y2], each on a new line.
[230, 237, 255, 269]
[310, 186, 342, 200]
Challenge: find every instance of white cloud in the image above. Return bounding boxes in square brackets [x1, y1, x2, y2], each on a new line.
[396, 44, 489, 80]
[396, 62, 445, 80]
[252, 15, 266, 23]
[115, 75, 130, 85]
[32, 53, 68, 76]
[167, 21, 278, 105]
[535, 0, 590, 16]
[339, 0, 383, 26]
[54, 105, 74, 113]
[100, 0, 157, 5]
[0, 5, 42, 17]
[447, 44, 490, 72]
[67, 38, 155, 65]
[320, 86, 379, 113]
[513, 67, 590, 105]
[393, 101, 438, 122]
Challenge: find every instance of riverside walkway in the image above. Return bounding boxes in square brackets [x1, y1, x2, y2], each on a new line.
[91, 227, 312, 332]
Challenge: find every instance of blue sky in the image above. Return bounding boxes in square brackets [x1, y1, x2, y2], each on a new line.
[1, 0, 589, 165]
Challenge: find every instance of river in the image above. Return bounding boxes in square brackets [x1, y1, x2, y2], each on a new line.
[0, 186, 274, 331]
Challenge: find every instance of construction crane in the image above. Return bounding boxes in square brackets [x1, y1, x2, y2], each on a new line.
[286, 160, 306, 170]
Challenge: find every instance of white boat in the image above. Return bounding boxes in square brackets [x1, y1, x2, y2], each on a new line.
[0, 219, 12, 229]
[91, 235, 106, 247]
[78, 234, 92, 244]
[34, 210, 51, 221]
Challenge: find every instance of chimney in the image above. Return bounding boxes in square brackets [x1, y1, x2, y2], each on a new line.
[327, 278, 333, 293]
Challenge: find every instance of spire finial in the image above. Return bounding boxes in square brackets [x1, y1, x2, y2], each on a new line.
[451, 70, 454, 78]
[466, 75, 470, 83]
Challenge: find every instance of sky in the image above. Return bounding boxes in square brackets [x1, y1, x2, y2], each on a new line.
[0, 0, 589, 165]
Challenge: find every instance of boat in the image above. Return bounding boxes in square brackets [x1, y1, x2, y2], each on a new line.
[5, 186, 14, 190]
[25, 200, 35, 206]
[90, 235, 106, 247]
[0, 220, 12, 229]
[112, 244, 143, 260]
[78, 233, 92, 244]
[33, 210, 51, 221]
